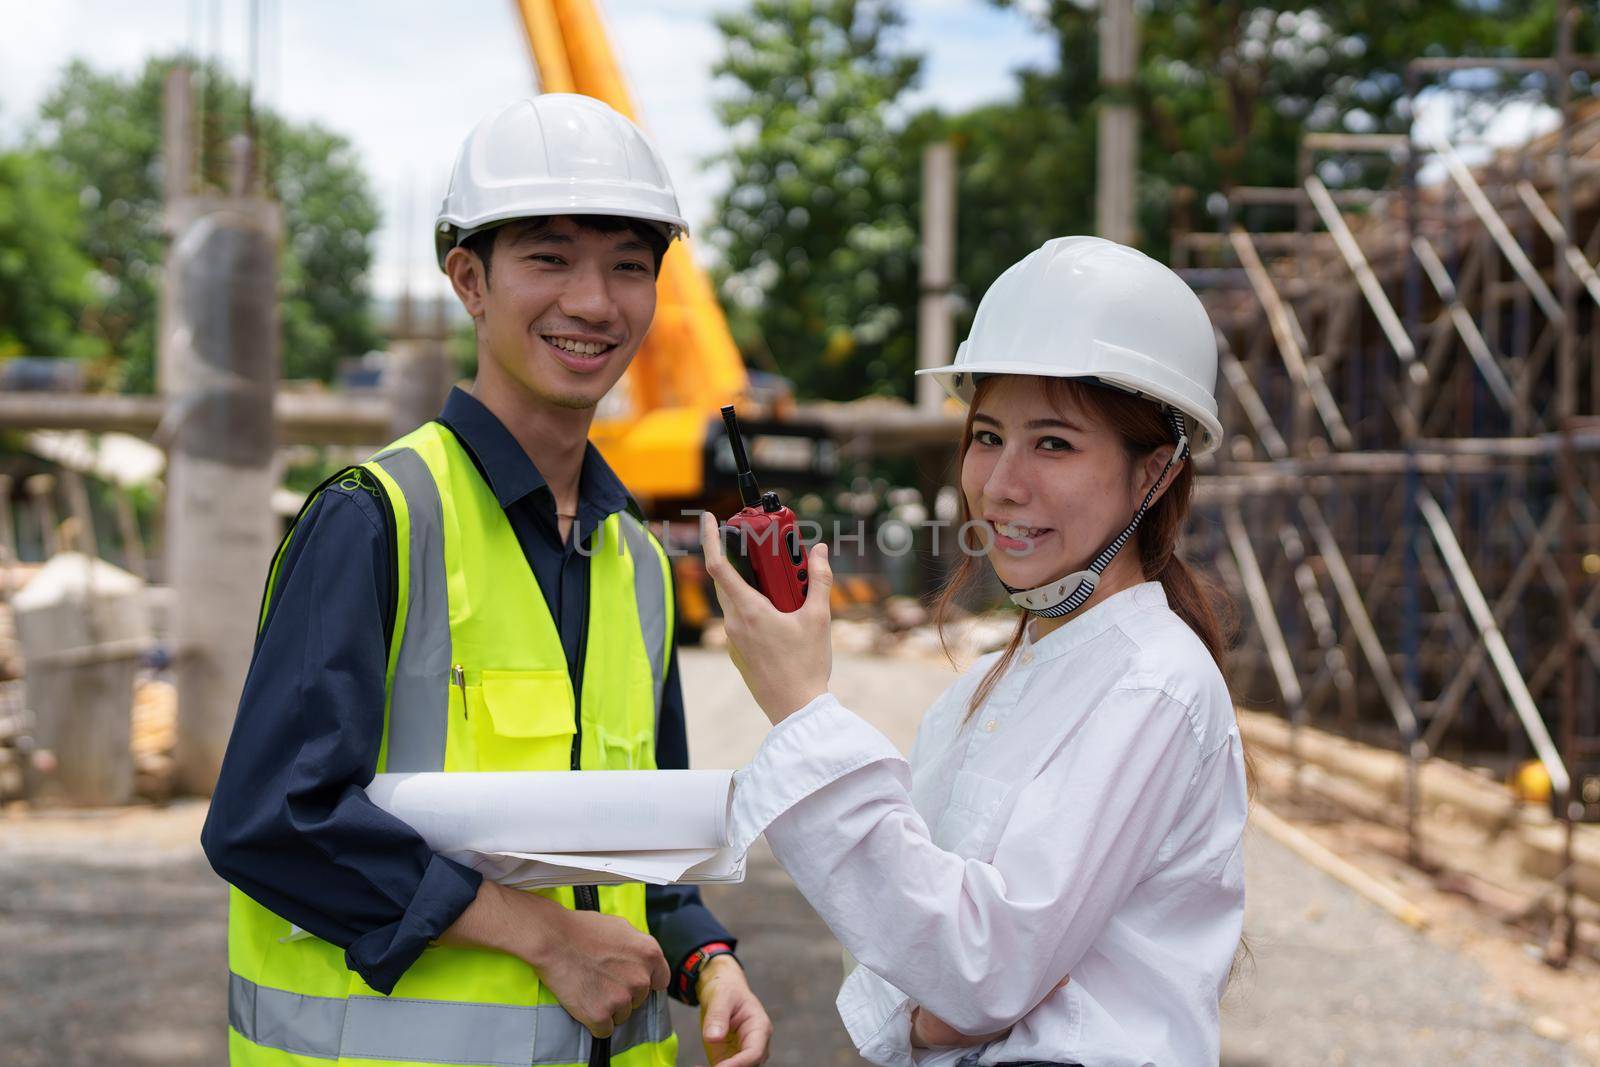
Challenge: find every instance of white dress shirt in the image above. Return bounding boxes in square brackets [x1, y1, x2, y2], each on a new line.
[729, 581, 1247, 1067]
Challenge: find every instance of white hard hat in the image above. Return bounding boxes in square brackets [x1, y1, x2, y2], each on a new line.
[916, 236, 1223, 456]
[435, 94, 688, 271]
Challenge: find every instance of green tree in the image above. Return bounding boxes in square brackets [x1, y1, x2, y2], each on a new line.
[709, 0, 923, 401]
[886, 0, 1588, 355]
[266, 118, 383, 382]
[989, 0, 1590, 250]
[0, 147, 107, 363]
[32, 55, 381, 392]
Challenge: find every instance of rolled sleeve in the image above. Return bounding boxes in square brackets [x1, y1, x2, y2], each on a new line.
[645, 883, 738, 997]
[200, 481, 482, 995]
[345, 853, 483, 992]
[838, 965, 915, 1067]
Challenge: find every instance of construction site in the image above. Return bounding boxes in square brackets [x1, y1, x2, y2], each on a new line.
[3, 0, 1600, 1064]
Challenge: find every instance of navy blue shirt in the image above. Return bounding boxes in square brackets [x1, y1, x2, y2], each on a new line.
[202, 387, 734, 996]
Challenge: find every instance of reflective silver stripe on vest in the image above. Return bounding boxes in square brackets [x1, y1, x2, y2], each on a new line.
[229, 972, 670, 1065]
[374, 447, 451, 773]
[618, 513, 669, 733]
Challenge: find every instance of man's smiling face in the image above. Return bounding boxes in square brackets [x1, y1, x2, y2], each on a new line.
[447, 215, 660, 411]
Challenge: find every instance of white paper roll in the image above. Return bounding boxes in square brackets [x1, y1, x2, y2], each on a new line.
[365, 770, 734, 855]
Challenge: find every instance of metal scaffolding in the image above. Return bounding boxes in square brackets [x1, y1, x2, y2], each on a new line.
[1179, 21, 1600, 965]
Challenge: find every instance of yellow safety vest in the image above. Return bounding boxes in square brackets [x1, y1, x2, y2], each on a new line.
[225, 421, 678, 1067]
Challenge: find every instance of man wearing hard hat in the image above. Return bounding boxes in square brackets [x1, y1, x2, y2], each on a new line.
[204, 96, 771, 1067]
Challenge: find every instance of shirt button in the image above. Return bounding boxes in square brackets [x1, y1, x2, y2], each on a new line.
[983, 719, 998, 733]
[1020, 652, 1034, 665]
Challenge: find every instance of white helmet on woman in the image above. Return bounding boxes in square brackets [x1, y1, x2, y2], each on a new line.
[919, 237, 1223, 619]
[916, 236, 1223, 456]
[435, 94, 688, 270]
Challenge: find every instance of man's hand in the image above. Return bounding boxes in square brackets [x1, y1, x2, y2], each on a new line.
[535, 907, 671, 1038]
[697, 955, 771, 1067]
[437, 881, 668, 1038]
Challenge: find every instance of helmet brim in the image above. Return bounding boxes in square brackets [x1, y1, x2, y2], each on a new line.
[434, 208, 688, 272]
[915, 360, 1224, 457]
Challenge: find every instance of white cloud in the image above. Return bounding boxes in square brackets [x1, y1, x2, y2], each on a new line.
[1412, 86, 1561, 186]
[2, 0, 1050, 301]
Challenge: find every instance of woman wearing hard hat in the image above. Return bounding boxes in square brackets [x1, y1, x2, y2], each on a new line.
[699, 237, 1248, 1066]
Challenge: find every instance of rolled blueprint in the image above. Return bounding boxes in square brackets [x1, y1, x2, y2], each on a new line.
[366, 770, 733, 855]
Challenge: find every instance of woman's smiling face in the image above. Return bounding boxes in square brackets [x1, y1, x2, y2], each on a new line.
[959, 375, 1157, 593]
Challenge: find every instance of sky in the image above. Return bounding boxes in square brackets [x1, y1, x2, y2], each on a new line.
[0, 0, 1057, 302]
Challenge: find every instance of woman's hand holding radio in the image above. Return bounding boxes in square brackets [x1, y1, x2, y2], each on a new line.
[699, 510, 834, 725]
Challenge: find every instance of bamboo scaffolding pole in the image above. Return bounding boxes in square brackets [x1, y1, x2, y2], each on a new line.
[1249, 804, 1430, 930]
[1305, 176, 1419, 369]
[1410, 235, 1524, 419]
[1224, 504, 1306, 717]
[1278, 522, 1357, 726]
[1415, 489, 1571, 797]
[1428, 134, 1564, 323]
[1229, 227, 1355, 449]
[1422, 501, 1567, 752]
[1298, 497, 1424, 753]
[1517, 180, 1600, 310]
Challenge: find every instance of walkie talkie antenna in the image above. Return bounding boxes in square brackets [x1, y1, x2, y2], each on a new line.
[722, 405, 760, 508]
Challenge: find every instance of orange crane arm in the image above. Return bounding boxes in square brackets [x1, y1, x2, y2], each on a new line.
[512, 0, 750, 500]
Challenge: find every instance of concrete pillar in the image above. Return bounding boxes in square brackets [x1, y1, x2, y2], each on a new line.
[1096, 0, 1138, 245]
[157, 67, 195, 395]
[11, 552, 148, 806]
[23, 474, 58, 557]
[384, 339, 454, 439]
[917, 141, 957, 412]
[0, 475, 15, 572]
[164, 198, 281, 795]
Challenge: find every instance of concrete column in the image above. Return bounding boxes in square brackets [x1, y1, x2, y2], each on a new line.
[157, 67, 195, 395]
[11, 552, 148, 806]
[24, 474, 58, 557]
[0, 475, 16, 573]
[1096, 0, 1138, 245]
[384, 339, 454, 439]
[917, 141, 957, 411]
[164, 197, 281, 795]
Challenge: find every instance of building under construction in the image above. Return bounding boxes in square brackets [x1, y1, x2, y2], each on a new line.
[1174, 46, 1600, 957]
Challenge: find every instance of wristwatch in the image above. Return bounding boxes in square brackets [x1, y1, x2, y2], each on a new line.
[677, 941, 737, 1005]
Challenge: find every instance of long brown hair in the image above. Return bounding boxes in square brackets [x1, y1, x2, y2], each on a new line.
[935, 376, 1235, 720]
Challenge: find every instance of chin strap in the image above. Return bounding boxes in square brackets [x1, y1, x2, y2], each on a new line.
[1003, 409, 1190, 619]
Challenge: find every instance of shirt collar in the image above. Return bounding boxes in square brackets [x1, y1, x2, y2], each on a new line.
[437, 386, 636, 519]
[1021, 581, 1168, 663]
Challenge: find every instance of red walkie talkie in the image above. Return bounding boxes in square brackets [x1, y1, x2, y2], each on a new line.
[720, 405, 810, 612]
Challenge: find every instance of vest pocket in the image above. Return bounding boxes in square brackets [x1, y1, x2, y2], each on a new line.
[468, 668, 577, 771]
[592, 723, 655, 771]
